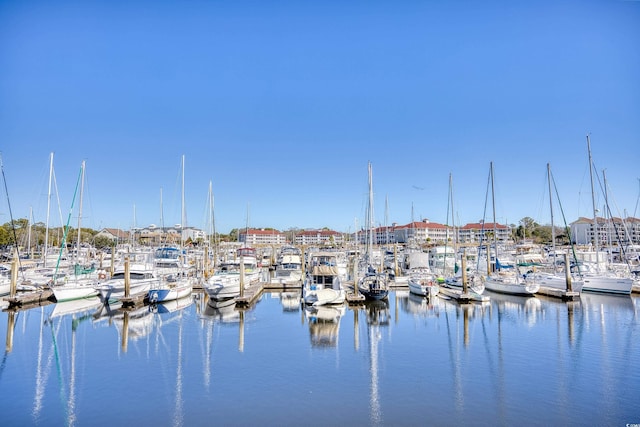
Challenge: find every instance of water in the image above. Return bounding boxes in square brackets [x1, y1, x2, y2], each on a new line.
[1, 289, 639, 427]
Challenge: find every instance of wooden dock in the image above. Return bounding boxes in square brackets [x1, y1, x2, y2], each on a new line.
[119, 293, 148, 308]
[235, 282, 264, 307]
[5, 289, 55, 309]
[263, 279, 303, 291]
[438, 286, 488, 303]
[536, 286, 580, 301]
[346, 291, 366, 304]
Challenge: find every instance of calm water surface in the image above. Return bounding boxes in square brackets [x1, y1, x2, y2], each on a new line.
[1, 289, 638, 426]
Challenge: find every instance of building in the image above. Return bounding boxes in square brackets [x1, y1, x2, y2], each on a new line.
[294, 229, 344, 246]
[239, 228, 288, 246]
[570, 216, 640, 246]
[393, 220, 452, 244]
[135, 224, 206, 246]
[94, 228, 130, 243]
[457, 222, 510, 243]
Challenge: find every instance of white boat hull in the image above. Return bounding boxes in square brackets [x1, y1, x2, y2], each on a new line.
[303, 287, 346, 306]
[52, 284, 99, 302]
[582, 275, 633, 295]
[148, 280, 194, 303]
[528, 272, 584, 293]
[484, 274, 539, 296]
[408, 279, 439, 297]
[96, 279, 155, 302]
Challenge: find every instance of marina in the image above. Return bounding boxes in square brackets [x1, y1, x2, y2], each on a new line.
[1, 277, 638, 426]
[2, 1, 639, 424]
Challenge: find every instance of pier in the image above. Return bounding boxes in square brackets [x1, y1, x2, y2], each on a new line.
[3, 259, 56, 309]
[5, 289, 55, 309]
[536, 286, 580, 301]
[235, 282, 266, 307]
[438, 286, 488, 303]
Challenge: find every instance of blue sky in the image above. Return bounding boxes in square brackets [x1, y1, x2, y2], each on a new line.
[1, 0, 639, 235]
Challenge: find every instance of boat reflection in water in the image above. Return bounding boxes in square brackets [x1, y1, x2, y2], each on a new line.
[42, 300, 98, 427]
[149, 294, 194, 315]
[279, 291, 301, 312]
[304, 302, 346, 347]
[202, 297, 240, 323]
[199, 293, 253, 353]
[50, 296, 103, 320]
[1, 288, 638, 426]
[399, 291, 443, 318]
[484, 290, 542, 326]
[363, 299, 390, 427]
[92, 301, 154, 351]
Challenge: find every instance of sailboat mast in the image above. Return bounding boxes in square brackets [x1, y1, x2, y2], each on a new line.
[367, 161, 375, 262]
[24, 207, 31, 258]
[490, 162, 498, 267]
[181, 154, 186, 248]
[547, 163, 557, 273]
[208, 180, 216, 268]
[586, 134, 600, 264]
[44, 152, 53, 267]
[449, 173, 456, 246]
[76, 160, 85, 263]
[384, 194, 389, 246]
[602, 169, 613, 262]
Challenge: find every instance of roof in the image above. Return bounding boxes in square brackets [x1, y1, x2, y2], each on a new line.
[395, 221, 450, 230]
[99, 228, 129, 238]
[459, 222, 509, 230]
[297, 229, 342, 236]
[241, 228, 284, 235]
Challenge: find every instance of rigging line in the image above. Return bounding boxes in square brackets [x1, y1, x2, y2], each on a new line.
[475, 165, 492, 272]
[48, 316, 69, 424]
[53, 164, 83, 282]
[0, 153, 25, 273]
[52, 164, 65, 230]
[634, 178, 639, 219]
[591, 163, 630, 269]
[550, 170, 582, 277]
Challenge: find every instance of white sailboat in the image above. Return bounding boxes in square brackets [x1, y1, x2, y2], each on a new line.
[148, 156, 195, 303]
[579, 135, 633, 295]
[51, 161, 102, 302]
[525, 163, 584, 293]
[482, 162, 539, 296]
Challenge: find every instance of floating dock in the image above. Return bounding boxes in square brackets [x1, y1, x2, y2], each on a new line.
[5, 289, 55, 309]
[263, 279, 303, 291]
[438, 286, 489, 303]
[235, 282, 264, 307]
[119, 293, 148, 308]
[536, 286, 580, 301]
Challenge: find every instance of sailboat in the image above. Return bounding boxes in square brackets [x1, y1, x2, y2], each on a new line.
[579, 135, 633, 295]
[148, 155, 195, 303]
[524, 163, 584, 293]
[50, 161, 102, 302]
[482, 162, 539, 296]
[358, 162, 389, 301]
[440, 172, 485, 297]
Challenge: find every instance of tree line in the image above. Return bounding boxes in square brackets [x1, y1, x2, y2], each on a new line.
[1, 218, 567, 252]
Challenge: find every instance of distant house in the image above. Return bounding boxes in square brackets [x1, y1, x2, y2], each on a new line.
[135, 225, 206, 246]
[94, 228, 129, 242]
